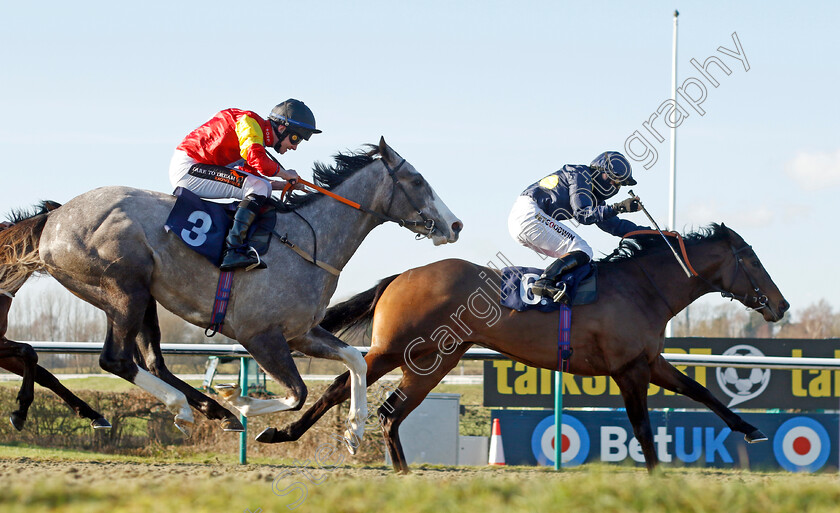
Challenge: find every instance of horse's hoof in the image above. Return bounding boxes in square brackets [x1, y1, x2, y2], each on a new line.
[745, 429, 768, 443]
[255, 427, 278, 443]
[221, 417, 245, 432]
[343, 430, 359, 455]
[9, 412, 25, 432]
[91, 417, 112, 429]
[174, 419, 193, 438]
[216, 383, 241, 400]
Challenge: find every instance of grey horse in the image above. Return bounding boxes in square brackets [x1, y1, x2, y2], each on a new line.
[0, 138, 462, 444]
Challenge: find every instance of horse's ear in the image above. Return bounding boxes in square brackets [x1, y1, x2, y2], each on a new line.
[378, 136, 402, 166]
[718, 222, 737, 242]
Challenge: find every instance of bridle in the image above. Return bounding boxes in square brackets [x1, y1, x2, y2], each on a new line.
[715, 244, 770, 312]
[376, 158, 437, 239]
[624, 231, 772, 315]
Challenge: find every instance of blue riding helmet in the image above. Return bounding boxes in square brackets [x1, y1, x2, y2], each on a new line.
[268, 99, 322, 141]
[591, 151, 636, 186]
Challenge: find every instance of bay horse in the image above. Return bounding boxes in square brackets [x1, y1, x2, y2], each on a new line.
[261, 224, 789, 473]
[0, 203, 109, 431]
[0, 138, 462, 444]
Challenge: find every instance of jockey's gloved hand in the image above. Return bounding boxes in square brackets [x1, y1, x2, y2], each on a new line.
[612, 197, 642, 213]
[278, 167, 301, 182]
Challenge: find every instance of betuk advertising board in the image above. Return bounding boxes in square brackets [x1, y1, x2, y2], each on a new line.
[492, 409, 838, 472]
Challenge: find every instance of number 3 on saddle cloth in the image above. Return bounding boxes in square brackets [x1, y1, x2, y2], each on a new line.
[163, 187, 277, 335]
[164, 187, 276, 266]
[499, 264, 598, 371]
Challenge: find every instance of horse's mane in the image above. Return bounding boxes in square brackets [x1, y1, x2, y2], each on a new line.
[4, 200, 62, 225]
[599, 223, 729, 263]
[282, 145, 381, 209]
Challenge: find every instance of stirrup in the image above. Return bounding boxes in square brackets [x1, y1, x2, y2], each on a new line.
[551, 282, 566, 303]
[220, 246, 264, 271]
[533, 280, 567, 303]
[244, 247, 262, 271]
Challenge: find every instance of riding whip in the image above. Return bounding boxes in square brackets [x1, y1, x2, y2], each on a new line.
[627, 190, 693, 278]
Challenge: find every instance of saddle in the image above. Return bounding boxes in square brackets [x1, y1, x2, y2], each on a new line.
[499, 264, 598, 313]
[164, 188, 277, 266]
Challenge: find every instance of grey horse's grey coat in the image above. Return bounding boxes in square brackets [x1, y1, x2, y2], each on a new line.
[5, 138, 462, 443]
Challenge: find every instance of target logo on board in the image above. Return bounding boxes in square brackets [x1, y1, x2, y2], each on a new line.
[773, 417, 831, 472]
[530, 414, 590, 467]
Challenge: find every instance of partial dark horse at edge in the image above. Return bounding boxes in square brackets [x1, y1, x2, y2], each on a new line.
[0, 202, 109, 431]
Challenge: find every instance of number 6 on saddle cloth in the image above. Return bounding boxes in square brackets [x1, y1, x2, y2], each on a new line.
[500, 264, 597, 312]
[164, 187, 277, 266]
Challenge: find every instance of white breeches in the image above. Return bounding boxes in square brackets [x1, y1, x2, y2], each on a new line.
[507, 195, 593, 259]
[168, 150, 271, 200]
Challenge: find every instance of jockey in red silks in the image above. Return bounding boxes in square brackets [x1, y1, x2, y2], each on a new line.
[169, 99, 321, 271]
[508, 151, 649, 302]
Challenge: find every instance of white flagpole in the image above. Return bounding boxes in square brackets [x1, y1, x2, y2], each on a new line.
[666, 9, 679, 338]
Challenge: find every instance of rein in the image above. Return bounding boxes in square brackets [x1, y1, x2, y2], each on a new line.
[281, 158, 436, 239]
[622, 230, 770, 313]
[623, 230, 699, 276]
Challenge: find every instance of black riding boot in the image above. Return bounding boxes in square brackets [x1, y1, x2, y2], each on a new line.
[220, 195, 266, 271]
[531, 251, 591, 303]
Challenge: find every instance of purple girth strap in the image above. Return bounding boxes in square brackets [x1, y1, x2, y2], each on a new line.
[558, 304, 573, 372]
[206, 270, 234, 337]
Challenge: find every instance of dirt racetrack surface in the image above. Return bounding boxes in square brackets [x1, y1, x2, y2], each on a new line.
[0, 454, 574, 512]
[6, 453, 839, 513]
[0, 455, 553, 484]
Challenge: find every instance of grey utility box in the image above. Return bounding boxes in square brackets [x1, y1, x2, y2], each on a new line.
[458, 435, 490, 466]
[384, 393, 460, 466]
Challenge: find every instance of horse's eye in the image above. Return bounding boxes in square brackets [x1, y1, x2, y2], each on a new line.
[412, 177, 424, 187]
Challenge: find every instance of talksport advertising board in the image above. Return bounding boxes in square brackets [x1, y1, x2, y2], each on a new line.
[491, 409, 839, 472]
[484, 338, 840, 410]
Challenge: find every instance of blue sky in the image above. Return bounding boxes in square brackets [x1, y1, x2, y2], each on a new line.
[2, 1, 838, 321]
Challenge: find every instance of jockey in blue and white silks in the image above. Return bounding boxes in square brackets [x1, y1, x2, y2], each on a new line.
[507, 151, 649, 302]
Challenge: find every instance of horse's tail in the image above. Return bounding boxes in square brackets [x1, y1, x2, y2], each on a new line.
[321, 274, 401, 334]
[0, 201, 58, 296]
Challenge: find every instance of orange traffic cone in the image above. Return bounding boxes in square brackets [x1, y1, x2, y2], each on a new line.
[488, 418, 506, 465]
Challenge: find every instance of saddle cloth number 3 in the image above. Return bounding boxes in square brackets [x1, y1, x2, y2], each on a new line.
[165, 187, 230, 265]
[181, 210, 213, 247]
